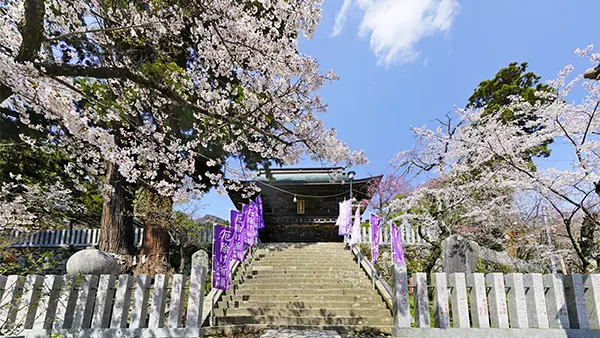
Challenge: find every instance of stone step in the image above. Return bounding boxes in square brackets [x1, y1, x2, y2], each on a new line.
[247, 268, 364, 274]
[258, 251, 347, 256]
[235, 282, 371, 290]
[251, 261, 356, 266]
[255, 252, 349, 257]
[257, 249, 347, 254]
[229, 294, 383, 303]
[217, 300, 388, 310]
[249, 265, 359, 271]
[204, 323, 392, 337]
[224, 307, 391, 318]
[244, 272, 366, 279]
[239, 278, 369, 285]
[215, 315, 393, 326]
[232, 288, 378, 296]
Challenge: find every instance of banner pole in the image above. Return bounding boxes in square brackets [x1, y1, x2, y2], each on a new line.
[210, 221, 216, 326]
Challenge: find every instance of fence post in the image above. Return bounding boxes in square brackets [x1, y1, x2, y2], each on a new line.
[186, 264, 207, 328]
[432, 272, 450, 328]
[91, 274, 116, 328]
[521, 273, 548, 329]
[543, 273, 570, 328]
[413, 272, 430, 328]
[585, 274, 600, 329]
[391, 263, 411, 335]
[32, 275, 61, 329]
[149, 274, 169, 328]
[564, 274, 589, 329]
[53, 275, 77, 329]
[448, 273, 470, 328]
[486, 273, 509, 328]
[110, 275, 133, 328]
[130, 275, 152, 328]
[505, 273, 529, 328]
[168, 274, 187, 328]
[15, 275, 43, 330]
[71, 275, 99, 329]
[467, 273, 490, 328]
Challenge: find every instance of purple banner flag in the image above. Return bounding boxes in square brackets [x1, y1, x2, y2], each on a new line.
[212, 224, 234, 290]
[256, 196, 265, 229]
[338, 200, 353, 236]
[349, 204, 361, 246]
[370, 213, 382, 264]
[242, 204, 253, 247]
[391, 222, 406, 265]
[230, 209, 245, 262]
[335, 201, 343, 227]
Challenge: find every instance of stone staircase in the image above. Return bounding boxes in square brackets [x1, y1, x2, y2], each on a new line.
[206, 242, 392, 336]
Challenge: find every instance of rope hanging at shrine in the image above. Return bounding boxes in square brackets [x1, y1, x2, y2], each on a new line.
[253, 180, 361, 199]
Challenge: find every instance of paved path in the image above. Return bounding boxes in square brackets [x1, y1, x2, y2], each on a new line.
[260, 329, 343, 338]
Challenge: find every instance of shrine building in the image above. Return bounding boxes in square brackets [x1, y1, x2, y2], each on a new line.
[226, 167, 382, 242]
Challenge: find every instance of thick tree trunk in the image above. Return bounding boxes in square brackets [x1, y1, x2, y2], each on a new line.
[99, 162, 135, 255]
[135, 188, 172, 274]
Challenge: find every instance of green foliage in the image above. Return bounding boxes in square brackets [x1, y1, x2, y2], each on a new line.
[468, 62, 554, 160]
[0, 141, 103, 227]
[0, 251, 59, 275]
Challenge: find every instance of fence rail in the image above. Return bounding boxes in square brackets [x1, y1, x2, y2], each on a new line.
[5, 224, 429, 248]
[0, 266, 207, 337]
[5, 228, 214, 248]
[359, 222, 431, 246]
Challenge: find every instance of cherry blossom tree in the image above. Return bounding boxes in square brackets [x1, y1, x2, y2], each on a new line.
[365, 173, 410, 223]
[391, 46, 600, 272]
[1, 0, 366, 271]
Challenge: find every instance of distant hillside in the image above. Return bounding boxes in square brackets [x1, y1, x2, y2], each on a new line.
[196, 214, 226, 225]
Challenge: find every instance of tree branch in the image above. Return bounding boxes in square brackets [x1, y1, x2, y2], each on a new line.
[45, 23, 153, 42]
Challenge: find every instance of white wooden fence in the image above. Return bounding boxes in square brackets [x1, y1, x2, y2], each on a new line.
[6, 228, 214, 248]
[359, 222, 431, 246]
[392, 269, 600, 336]
[0, 266, 206, 337]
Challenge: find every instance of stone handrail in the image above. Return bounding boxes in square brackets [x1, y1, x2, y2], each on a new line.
[359, 222, 433, 246]
[350, 245, 394, 311]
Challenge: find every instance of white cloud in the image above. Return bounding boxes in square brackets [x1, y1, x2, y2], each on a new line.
[333, 0, 459, 66]
[331, 0, 353, 37]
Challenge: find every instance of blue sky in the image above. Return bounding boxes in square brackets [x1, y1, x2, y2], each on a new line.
[192, 0, 600, 221]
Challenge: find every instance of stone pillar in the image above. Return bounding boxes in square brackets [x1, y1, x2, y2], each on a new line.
[413, 272, 430, 327]
[442, 235, 480, 274]
[564, 274, 589, 329]
[543, 273, 570, 328]
[391, 263, 411, 335]
[585, 274, 600, 329]
[524, 273, 549, 328]
[186, 264, 206, 328]
[486, 273, 509, 328]
[431, 272, 450, 328]
[448, 273, 470, 328]
[504, 273, 529, 328]
[467, 273, 489, 328]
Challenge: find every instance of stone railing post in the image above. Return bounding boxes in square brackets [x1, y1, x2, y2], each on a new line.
[432, 272, 450, 328]
[467, 273, 490, 328]
[413, 272, 430, 327]
[585, 274, 600, 329]
[564, 274, 589, 329]
[543, 273, 570, 328]
[186, 264, 207, 328]
[391, 263, 411, 335]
